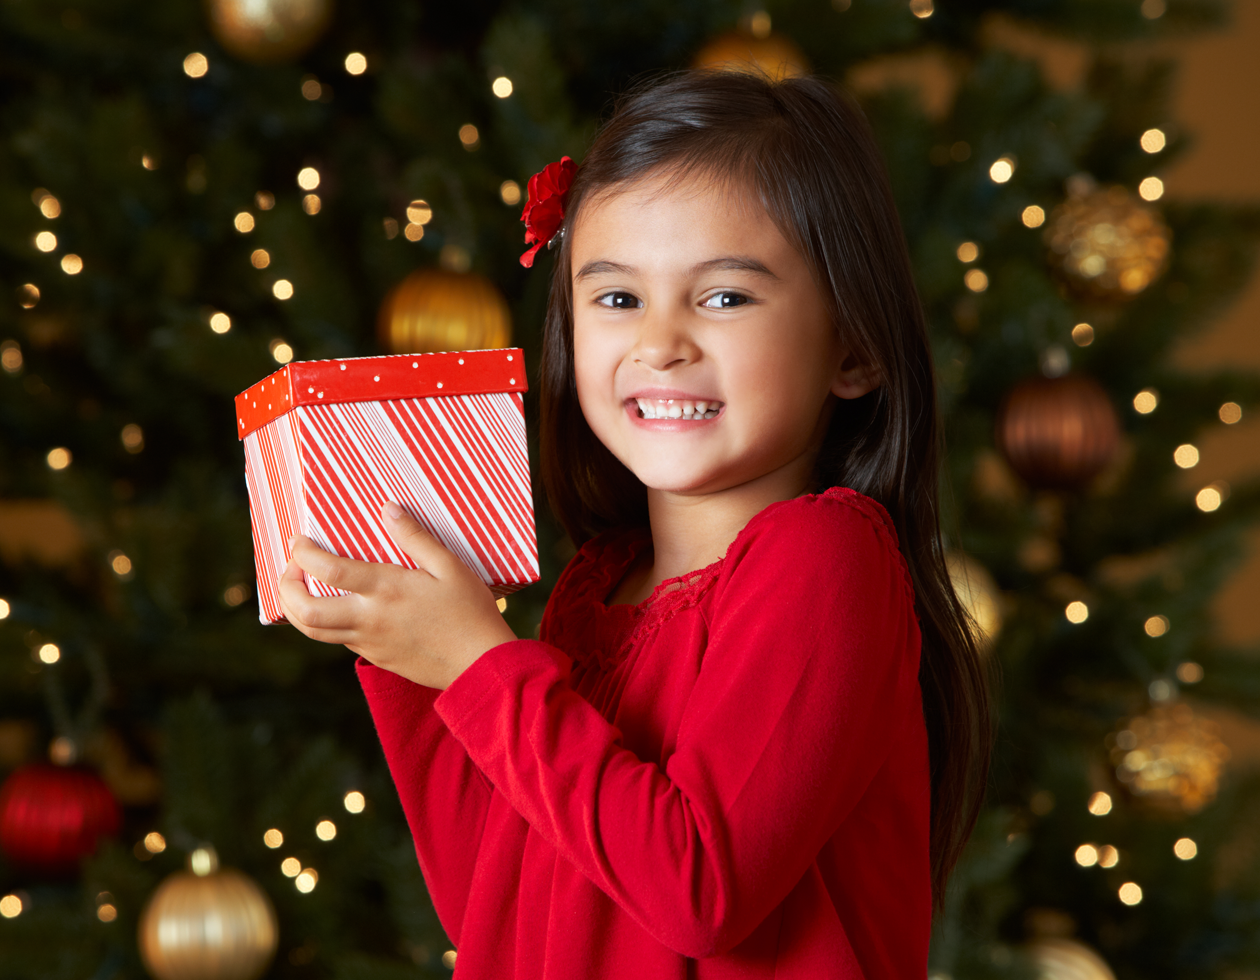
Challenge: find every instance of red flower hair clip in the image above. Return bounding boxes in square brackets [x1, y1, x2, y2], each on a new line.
[520, 155, 577, 268]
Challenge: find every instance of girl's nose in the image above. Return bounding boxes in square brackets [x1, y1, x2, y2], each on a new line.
[630, 305, 699, 372]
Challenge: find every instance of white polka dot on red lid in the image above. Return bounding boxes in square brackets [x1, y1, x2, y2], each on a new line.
[507, 354, 513, 361]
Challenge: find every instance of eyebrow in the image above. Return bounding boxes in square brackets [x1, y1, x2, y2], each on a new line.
[573, 256, 781, 283]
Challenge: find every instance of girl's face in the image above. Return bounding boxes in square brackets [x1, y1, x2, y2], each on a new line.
[570, 168, 871, 499]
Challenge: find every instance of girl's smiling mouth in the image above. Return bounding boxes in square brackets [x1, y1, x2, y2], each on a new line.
[632, 397, 724, 420]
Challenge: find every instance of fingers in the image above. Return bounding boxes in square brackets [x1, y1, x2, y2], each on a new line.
[290, 535, 384, 594]
[277, 557, 362, 639]
[382, 501, 455, 574]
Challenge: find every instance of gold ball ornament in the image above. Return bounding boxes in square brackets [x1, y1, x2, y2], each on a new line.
[1044, 184, 1171, 301]
[945, 552, 1003, 649]
[377, 268, 512, 355]
[1027, 938, 1116, 980]
[1108, 701, 1230, 815]
[692, 30, 809, 81]
[139, 849, 278, 980]
[207, 0, 333, 64]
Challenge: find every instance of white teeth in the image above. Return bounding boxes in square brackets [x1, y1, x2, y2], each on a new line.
[633, 398, 723, 420]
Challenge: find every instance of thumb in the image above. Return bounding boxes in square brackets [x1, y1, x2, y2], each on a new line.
[381, 501, 452, 574]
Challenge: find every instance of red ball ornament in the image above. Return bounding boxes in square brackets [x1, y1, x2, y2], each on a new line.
[995, 375, 1120, 490]
[0, 764, 121, 874]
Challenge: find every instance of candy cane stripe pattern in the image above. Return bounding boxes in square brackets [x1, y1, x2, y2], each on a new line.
[236, 350, 538, 624]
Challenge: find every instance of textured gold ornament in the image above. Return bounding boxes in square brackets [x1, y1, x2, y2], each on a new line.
[945, 552, 1003, 649]
[377, 268, 512, 356]
[207, 0, 333, 64]
[139, 866, 278, 980]
[1028, 937, 1116, 980]
[692, 31, 809, 81]
[1044, 185, 1171, 301]
[1108, 702, 1230, 814]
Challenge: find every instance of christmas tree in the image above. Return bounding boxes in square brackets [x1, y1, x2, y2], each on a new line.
[1, 0, 1258, 978]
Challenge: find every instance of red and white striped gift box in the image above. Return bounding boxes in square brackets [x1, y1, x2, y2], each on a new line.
[235, 348, 538, 624]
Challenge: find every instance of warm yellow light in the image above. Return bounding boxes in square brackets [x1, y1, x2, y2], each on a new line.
[1133, 388, 1159, 414]
[251, 248, 271, 269]
[1139, 177, 1164, 201]
[183, 52, 209, 78]
[1097, 845, 1119, 868]
[263, 829, 284, 848]
[97, 903, 117, 923]
[189, 847, 217, 876]
[1176, 661, 1204, 684]
[1219, 401, 1242, 424]
[141, 153, 158, 171]
[1118, 881, 1143, 905]
[47, 447, 72, 470]
[500, 180, 522, 206]
[459, 123, 480, 148]
[209, 312, 231, 334]
[297, 167, 321, 191]
[0, 599, 9, 620]
[270, 340, 294, 363]
[1075, 844, 1099, 867]
[989, 157, 1015, 183]
[964, 269, 989, 293]
[0, 894, 22, 918]
[442, 951, 458, 969]
[234, 212, 255, 233]
[110, 551, 133, 576]
[1143, 614, 1170, 637]
[38, 643, 61, 664]
[61, 254, 83, 275]
[492, 76, 514, 98]
[1071, 323, 1094, 347]
[1021, 204, 1045, 228]
[272, 280, 294, 301]
[909, 0, 934, 18]
[0, 343, 20, 374]
[497, 597, 508, 612]
[1173, 444, 1199, 469]
[1141, 128, 1167, 154]
[956, 241, 979, 263]
[1141, 0, 1166, 19]
[404, 223, 425, 242]
[295, 869, 317, 893]
[255, 191, 275, 211]
[345, 52, 368, 75]
[750, 10, 773, 36]
[19, 284, 39, 309]
[49, 735, 76, 764]
[315, 819, 337, 841]
[1196, 486, 1222, 512]
[1174, 837, 1197, 860]
[280, 857, 301, 877]
[39, 195, 61, 219]
[144, 832, 166, 853]
[301, 76, 322, 100]
[1065, 601, 1089, 624]
[302, 193, 321, 215]
[224, 584, 248, 606]
[344, 791, 365, 814]
[1088, 791, 1112, 816]
[406, 200, 433, 225]
[35, 231, 57, 252]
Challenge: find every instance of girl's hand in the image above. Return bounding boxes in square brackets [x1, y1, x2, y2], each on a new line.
[276, 501, 518, 690]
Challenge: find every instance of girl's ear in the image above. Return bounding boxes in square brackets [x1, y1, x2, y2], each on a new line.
[831, 346, 881, 401]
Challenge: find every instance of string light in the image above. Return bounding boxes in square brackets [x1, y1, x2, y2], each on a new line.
[909, 0, 934, 18]
[1097, 845, 1119, 868]
[0, 598, 9, 619]
[1144, 615, 1170, 638]
[1075, 844, 1099, 867]
[35, 231, 57, 252]
[270, 339, 294, 363]
[345, 52, 368, 75]
[280, 857, 301, 877]
[1065, 601, 1089, 624]
[406, 200, 433, 224]
[18, 284, 39, 308]
[297, 167, 320, 191]
[61, 254, 83, 275]
[272, 280, 294, 301]
[255, 191, 275, 210]
[956, 242, 979, 263]
[500, 180, 521, 206]
[1174, 837, 1197, 860]
[144, 832, 166, 853]
[1071, 323, 1094, 346]
[1141, 128, 1167, 153]
[1118, 882, 1143, 905]
[459, 124, 480, 149]
[1, 341, 23, 374]
[0, 895, 23, 918]
[183, 53, 209, 78]
[964, 269, 989, 292]
[301, 76, 322, 100]
[37, 193, 61, 219]
[1139, 177, 1164, 201]
[1176, 661, 1203, 684]
[302, 194, 321, 215]
[1088, 791, 1112, 815]
[1022, 205, 1045, 228]
[38, 643, 61, 664]
[404, 223, 424, 242]
[492, 76, 513, 98]
[1173, 444, 1199, 468]
[989, 156, 1015, 183]
[251, 249, 271, 269]
[1141, 0, 1166, 18]
[109, 551, 133, 577]
[263, 829, 284, 848]
[343, 791, 365, 814]
[1219, 402, 1242, 424]
[47, 448, 72, 470]
[442, 951, 458, 969]
[1196, 484, 1223, 512]
[97, 901, 117, 923]
[315, 819, 337, 841]
[210, 312, 231, 334]
[295, 868, 318, 893]
[224, 584, 248, 606]
[234, 212, 255, 233]
[1133, 388, 1159, 414]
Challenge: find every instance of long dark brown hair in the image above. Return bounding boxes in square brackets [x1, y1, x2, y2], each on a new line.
[537, 68, 992, 909]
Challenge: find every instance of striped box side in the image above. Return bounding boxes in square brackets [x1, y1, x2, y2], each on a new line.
[243, 412, 305, 623]
[296, 391, 538, 600]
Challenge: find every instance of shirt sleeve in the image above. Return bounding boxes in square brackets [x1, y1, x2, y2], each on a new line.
[357, 658, 494, 947]
[433, 494, 922, 958]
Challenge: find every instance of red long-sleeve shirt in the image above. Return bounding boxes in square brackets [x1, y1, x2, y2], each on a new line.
[357, 486, 930, 978]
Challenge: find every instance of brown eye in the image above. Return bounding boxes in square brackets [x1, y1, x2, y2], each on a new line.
[702, 291, 749, 309]
[597, 291, 640, 310]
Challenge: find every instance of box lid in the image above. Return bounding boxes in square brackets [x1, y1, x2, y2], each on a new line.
[235, 348, 527, 439]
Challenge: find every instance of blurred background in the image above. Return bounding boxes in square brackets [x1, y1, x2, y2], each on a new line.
[0, 1, 1258, 978]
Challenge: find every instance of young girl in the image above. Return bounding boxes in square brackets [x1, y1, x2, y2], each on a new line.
[279, 69, 991, 978]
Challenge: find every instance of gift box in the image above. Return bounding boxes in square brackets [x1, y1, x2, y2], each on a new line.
[235, 348, 538, 624]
